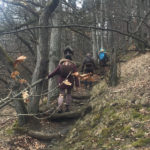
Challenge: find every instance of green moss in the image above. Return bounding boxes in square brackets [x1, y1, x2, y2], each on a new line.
[132, 138, 150, 147]
[101, 128, 111, 138]
[108, 115, 120, 127]
[102, 106, 115, 117]
[134, 129, 145, 138]
[121, 125, 131, 138]
[5, 120, 19, 135]
[132, 109, 150, 121]
[132, 109, 142, 119]
[12, 120, 19, 128]
[6, 128, 14, 135]
[90, 113, 101, 127]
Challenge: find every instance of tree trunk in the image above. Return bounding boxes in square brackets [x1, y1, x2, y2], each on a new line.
[109, 48, 118, 86]
[28, 0, 59, 114]
[48, 9, 62, 103]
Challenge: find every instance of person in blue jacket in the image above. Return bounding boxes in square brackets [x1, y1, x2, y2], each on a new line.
[98, 49, 109, 75]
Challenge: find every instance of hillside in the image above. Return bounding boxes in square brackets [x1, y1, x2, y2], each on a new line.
[53, 52, 150, 150]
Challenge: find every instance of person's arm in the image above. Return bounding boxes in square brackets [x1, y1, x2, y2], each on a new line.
[73, 65, 79, 87]
[48, 65, 60, 79]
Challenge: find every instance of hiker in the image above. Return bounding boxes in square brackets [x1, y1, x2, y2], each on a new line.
[46, 46, 79, 113]
[98, 48, 109, 75]
[81, 53, 96, 89]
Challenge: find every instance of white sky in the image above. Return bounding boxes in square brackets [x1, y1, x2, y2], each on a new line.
[76, 0, 83, 8]
[66, 0, 83, 8]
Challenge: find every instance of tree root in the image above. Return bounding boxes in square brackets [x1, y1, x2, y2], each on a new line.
[71, 94, 91, 99]
[14, 127, 61, 140]
[49, 105, 92, 121]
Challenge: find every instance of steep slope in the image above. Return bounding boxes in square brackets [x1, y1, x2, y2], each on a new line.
[54, 52, 150, 150]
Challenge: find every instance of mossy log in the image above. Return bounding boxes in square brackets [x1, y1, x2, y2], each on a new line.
[49, 105, 92, 121]
[14, 127, 61, 140]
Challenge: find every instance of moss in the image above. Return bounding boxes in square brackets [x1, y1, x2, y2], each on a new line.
[101, 128, 111, 138]
[12, 120, 19, 128]
[132, 109, 143, 119]
[132, 109, 150, 121]
[5, 120, 19, 135]
[90, 113, 101, 127]
[121, 125, 131, 138]
[134, 129, 145, 138]
[6, 128, 14, 135]
[132, 138, 150, 147]
[108, 115, 120, 127]
[102, 106, 115, 117]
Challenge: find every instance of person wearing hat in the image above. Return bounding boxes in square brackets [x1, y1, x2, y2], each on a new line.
[98, 48, 109, 75]
[46, 46, 79, 113]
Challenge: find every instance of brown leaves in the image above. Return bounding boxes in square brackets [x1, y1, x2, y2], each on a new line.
[72, 72, 100, 82]
[14, 55, 27, 68]
[72, 72, 80, 77]
[8, 135, 45, 150]
[19, 79, 27, 84]
[11, 55, 28, 84]
[22, 91, 30, 103]
[63, 79, 72, 86]
[11, 71, 20, 79]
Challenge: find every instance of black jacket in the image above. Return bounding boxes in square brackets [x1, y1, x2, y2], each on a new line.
[81, 56, 96, 72]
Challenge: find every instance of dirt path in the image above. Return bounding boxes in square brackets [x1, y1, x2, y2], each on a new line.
[0, 88, 91, 150]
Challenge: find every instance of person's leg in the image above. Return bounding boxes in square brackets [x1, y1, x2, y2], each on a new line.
[65, 88, 72, 112]
[84, 69, 90, 89]
[58, 89, 65, 113]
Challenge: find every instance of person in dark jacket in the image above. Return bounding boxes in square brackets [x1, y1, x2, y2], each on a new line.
[81, 53, 96, 89]
[47, 47, 79, 113]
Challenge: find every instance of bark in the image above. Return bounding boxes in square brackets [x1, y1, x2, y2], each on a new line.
[109, 48, 118, 86]
[28, 0, 59, 114]
[48, 6, 62, 103]
[14, 98, 28, 126]
[91, 0, 98, 61]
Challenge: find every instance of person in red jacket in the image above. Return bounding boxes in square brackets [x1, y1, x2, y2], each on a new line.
[47, 47, 79, 113]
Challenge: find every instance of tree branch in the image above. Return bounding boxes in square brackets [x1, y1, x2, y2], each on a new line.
[16, 34, 35, 55]
[0, 24, 149, 48]
[2, 0, 39, 18]
[132, 9, 150, 33]
[25, 0, 44, 8]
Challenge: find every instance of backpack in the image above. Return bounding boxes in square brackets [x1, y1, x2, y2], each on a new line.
[59, 60, 75, 78]
[99, 52, 108, 66]
[99, 52, 105, 60]
[85, 57, 94, 69]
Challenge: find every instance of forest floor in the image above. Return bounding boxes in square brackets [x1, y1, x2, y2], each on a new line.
[0, 88, 91, 150]
[0, 52, 150, 150]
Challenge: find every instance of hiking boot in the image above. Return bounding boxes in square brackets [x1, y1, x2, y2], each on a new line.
[58, 109, 63, 113]
[65, 108, 70, 112]
[65, 105, 70, 112]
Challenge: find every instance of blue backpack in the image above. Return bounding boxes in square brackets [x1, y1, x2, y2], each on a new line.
[99, 52, 105, 60]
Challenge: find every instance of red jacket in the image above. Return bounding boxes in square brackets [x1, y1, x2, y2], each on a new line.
[48, 59, 79, 90]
